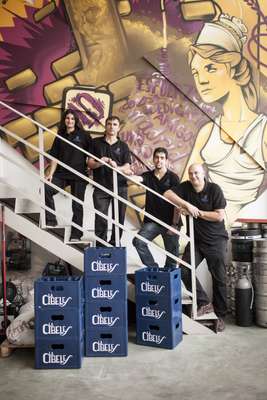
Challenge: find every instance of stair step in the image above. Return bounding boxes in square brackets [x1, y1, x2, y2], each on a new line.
[195, 312, 218, 321]
[0, 198, 16, 209]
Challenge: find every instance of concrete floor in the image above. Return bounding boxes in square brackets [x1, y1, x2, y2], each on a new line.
[1, 317, 267, 400]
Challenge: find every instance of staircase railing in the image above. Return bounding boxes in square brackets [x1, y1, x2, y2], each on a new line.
[0, 100, 198, 319]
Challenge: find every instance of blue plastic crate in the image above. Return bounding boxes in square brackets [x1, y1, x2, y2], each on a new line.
[85, 327, 128, 357]
[35, 338, 84, 369]
[35, 308, 84, 340]
[85, 300, 127, 330]
[84, 247, 127, 276]
[135, 267, 181, 298]
[136, 293, 181, 322]
[136, 317, 182, 349]
[84, 275, 127, 302]
[34, 276, 84, 310]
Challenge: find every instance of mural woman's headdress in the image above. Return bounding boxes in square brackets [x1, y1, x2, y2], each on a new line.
[195, 14, 248, 53]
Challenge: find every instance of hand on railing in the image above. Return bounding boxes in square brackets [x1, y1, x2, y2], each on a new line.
[182, 203, 200, 218]
[45, 171, 54, 182]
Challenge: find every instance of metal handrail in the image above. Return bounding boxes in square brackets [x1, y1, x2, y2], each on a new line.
[0, 100, 197, 318]
[0, 100, 186, 230]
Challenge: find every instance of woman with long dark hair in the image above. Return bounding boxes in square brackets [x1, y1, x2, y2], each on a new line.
[45, 109, 92, 241]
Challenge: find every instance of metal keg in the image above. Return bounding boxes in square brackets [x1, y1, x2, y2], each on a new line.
[253, 239, 267, 328]
[231, 229, 262, 262]
[261, 224, 267, 238]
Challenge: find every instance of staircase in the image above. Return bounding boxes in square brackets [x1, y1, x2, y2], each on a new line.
[0, 102, 217, 335]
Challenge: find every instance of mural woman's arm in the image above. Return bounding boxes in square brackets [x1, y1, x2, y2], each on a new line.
[181, 121, 213, 181]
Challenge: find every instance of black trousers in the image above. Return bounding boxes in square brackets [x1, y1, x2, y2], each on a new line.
[182, 240, 228, 318]
[45, 175, 87, 239]
[93, 186, 128, 246]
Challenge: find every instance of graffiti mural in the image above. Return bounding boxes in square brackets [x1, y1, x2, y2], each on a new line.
[0, 0, 267, 226]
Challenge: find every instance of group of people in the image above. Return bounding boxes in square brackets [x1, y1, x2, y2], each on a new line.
[45, 112, 131, 245]
[42, 12, 267, 334]
[45, 111, 228, 332]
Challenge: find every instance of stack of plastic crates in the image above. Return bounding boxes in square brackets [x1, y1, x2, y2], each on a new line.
[34, 276, 84, 368]
[84, 247, 128, 357]
[135, 267, 182, 349]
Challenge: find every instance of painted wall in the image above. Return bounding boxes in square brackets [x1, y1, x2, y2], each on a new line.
[0, 0, 267, 227]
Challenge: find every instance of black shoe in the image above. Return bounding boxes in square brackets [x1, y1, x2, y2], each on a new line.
[197, 303, 214, 316]
[214, 318, 225, 333]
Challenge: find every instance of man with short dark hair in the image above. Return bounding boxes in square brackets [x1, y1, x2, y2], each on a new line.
[164, 163, 228, 332]
[132, 147, 181, 268]
[88, 116, 132, 246]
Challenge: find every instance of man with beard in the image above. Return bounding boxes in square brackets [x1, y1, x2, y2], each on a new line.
[133, 147, 182, 268]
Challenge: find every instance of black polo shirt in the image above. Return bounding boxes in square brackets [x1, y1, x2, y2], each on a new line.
[90, 136, 131, 188]
[143, 169, 180, 226]
[50, 129, 92, 180]
[171, 180, 228, 245]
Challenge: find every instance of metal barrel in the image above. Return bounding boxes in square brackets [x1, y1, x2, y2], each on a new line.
[253, 239, 267, 328]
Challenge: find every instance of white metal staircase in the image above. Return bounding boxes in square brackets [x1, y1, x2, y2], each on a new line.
[0, 100, 217, 334]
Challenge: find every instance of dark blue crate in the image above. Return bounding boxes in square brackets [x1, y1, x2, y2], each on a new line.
[136, 293, 181, 322]
[35, 308, 84, 340]
[35, 338, 84, 369]
[85, 327, 128, 357]
[85, 300, 127, 330]
[135, 267, 181, 298]
[84, 247, 126, 276]
[84, 275, 127, 302]
[34, 276, 84, 310]
[136, 317, 182, 349]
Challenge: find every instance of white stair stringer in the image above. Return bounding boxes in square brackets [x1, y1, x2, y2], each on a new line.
[4, 206, 83, 271]
[182, 313, 215, 335]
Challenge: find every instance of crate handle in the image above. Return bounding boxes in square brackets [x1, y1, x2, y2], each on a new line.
[51, 344, 64, 349]
[100, 333, 112, 339]
[148, 300, 158, 306]
[51, 315, 64, 320]
[100, 306, 112, 312]
[149, 325, 159, 331]
[99, 280, 111, 285]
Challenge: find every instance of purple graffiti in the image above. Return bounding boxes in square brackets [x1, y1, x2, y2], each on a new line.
[68, 92, 105, 128]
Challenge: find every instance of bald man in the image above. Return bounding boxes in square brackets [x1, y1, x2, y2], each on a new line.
[164, 164, 228, 332]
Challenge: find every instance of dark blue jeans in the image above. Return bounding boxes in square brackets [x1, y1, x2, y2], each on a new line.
[182, 240, 228, 318]
[133, 222, 179, 268]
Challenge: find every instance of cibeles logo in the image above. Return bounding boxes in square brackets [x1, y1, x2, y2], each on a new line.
[42, 322, 73, 336]
[91, 260, 119, 273]
[91, 287, 119, 300]
[140, 282, 165, 295]
[141, 306, 166, 320]
[92, 340, 120, 353]
[142, 331, 166, 345]
[92, 314, 120, 327]
[42, 294, 72, 308]
[42, 352, 73, 365]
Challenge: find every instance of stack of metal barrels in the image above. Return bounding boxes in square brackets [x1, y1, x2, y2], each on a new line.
[253, 238, 267, 327]
[229, 223, 267, 328]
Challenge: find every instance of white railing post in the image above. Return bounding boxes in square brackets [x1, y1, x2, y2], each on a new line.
[113, 169, 120, 247]
[38, 126, 46, 228]
[189, 215, 197, 319]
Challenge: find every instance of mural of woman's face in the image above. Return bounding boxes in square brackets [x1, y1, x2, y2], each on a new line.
[191, 53, 235, 103]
